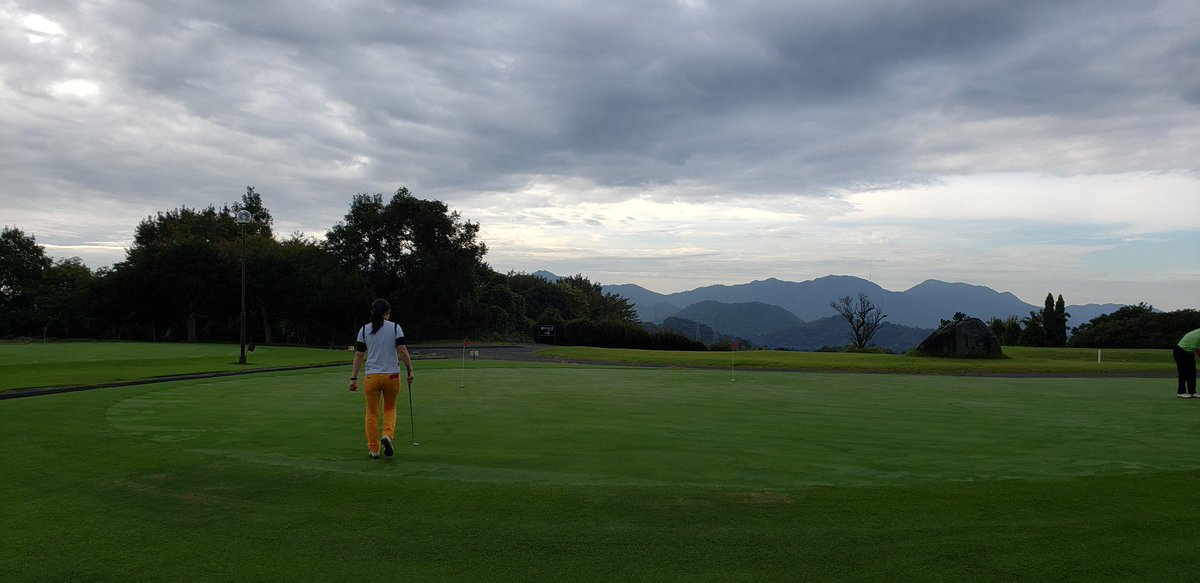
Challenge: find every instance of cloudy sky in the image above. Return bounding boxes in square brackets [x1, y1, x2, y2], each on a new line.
[3, 0, 1198, 310]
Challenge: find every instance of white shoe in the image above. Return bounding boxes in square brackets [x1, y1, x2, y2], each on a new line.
[1181, 394, 1193, 399]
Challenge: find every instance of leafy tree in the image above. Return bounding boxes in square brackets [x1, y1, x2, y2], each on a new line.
[260, 234, 372, 346]
[830, 292, 887, 350]
[1069, 304, 1200, 348]
[498, 272, 640, 344]
[325, 188, 487, 340]
[234, 186, 274, 230]
[941, 312, 969, 326]
[987, 316, 1006, 340]
[111, 188, 276, 342]
[475, 275, 530, 338]
[35, 257, 97, 339]
[0, 226, 51, 336]
[1018, 310, 1045, 346]
[987, 315, 1023, 346]
[507, 273, 588, 322]
[558, 274, 638, 323]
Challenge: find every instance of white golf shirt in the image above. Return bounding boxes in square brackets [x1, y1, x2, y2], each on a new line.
[355, 320, 406, 375]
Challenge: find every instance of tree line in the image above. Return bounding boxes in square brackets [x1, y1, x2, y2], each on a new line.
[0, 187, 700, 350]
[824, 291, 1196, 352]
[982, 293, 1196, 349]
[984, 293, 1069, 347]
[2, 188, 1194, 350]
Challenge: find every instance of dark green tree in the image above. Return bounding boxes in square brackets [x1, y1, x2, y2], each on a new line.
[558, 274, 639, 323]
[1019, 310, 1045, 346]
[324, 188, 487, 340]
[475, 275, 530, 338]
[0, 227, 52, 336]
[260, 234, 372, 346]
[1069, 304, 1200, 348]
[1037, 293, 1068, 347]
[941, 312, 969, 326]
[987, 316, 1007, 342]
[113, 188, 277, 342]
[507, 273, 586, 322]
[987, 315, 1023, 346]
[1049, 294, 1069, 347]
[235, 186, 273, 230]
[35, 257, 97, 339]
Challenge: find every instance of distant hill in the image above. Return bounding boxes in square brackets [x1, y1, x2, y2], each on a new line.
[759, 317, 933, 353]
[609, 276, 942, 326]
[674, 301, 802, 340]
[902, 280, 1033, 321]
[1064, 304, 1127, 327]
[532, 270, 563, 282]
[645, 317, 721, 344]
[657, 299, 932, 353]
[603, 283, 680, 321]
[668, 276, 932, 323]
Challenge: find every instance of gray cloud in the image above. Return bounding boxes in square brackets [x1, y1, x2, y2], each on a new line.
[2, 0, 1198, 308]
[12, 0, 1196, 199]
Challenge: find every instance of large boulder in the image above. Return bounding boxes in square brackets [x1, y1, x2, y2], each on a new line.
[913, 317, 1003, 358]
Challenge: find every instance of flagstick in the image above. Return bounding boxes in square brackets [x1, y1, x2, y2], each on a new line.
[731, 345, 736, 382]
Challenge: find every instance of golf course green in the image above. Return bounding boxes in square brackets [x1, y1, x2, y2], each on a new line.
[1, 343, 1196, 580]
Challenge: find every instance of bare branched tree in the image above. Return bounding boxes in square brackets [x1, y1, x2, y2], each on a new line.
[830, 292, 888, 350]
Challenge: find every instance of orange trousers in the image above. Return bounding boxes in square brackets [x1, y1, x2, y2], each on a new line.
[363, 373, 401, 453]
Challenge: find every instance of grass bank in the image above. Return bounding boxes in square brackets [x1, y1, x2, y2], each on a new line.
[537, 345, 1173, 376]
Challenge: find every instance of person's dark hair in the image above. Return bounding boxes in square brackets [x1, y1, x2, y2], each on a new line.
[370, 299, 391, 334]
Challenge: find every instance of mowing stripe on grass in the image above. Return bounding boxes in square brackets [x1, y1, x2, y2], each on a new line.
[0, 362, 346, 400]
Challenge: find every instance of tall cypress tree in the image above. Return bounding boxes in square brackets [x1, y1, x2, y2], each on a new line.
[1042, 293, 1055, 347]
[1040, 292, 1069, 347]
[1053, 294, 1068, 347]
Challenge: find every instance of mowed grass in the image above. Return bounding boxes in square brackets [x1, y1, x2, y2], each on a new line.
[2, 356, 1199, 581]
[540, 345, 1174, 376]
[0, 341, 349, 392]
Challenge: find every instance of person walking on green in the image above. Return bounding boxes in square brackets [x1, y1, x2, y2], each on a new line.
[1174, 328, 1200, 398]
[349, 299, 415, 458]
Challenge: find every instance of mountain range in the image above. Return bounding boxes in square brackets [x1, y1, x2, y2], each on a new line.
[534, 272, 1126, 352]
[599, 275, 1122, 330]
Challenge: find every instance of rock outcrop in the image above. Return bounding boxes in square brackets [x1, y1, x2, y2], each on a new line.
[913, 317, 1003, 358]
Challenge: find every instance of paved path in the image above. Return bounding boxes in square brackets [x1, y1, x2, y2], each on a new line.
[411, 343, 553, 363]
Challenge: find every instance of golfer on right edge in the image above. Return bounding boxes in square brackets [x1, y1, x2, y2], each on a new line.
[349, 299, 414, 459]
[1175, 327, 1200, 398]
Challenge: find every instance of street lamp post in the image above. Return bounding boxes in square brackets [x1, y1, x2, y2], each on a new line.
[235, 210, 252, 364]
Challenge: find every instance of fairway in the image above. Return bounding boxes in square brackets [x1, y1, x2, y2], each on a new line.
[3, 359, 1199, 581]
[0, 342, 349, 393]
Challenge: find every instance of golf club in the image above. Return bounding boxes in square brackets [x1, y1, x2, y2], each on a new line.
[407, 378, 419, 446]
